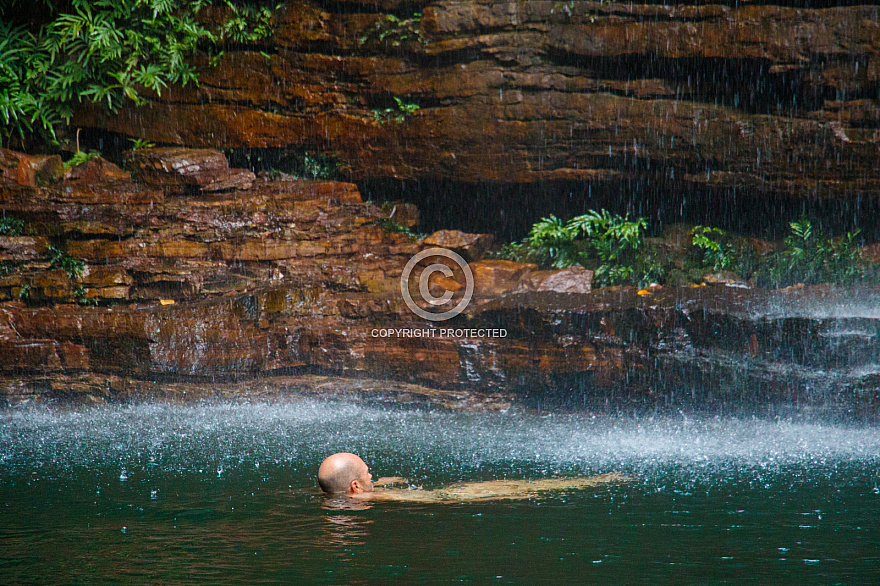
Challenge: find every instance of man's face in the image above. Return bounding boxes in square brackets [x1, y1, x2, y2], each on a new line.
[355, 461, 374, 492]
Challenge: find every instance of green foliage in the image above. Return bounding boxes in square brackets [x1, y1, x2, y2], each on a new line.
[0, 216, 24, 236]
[74, 284, 98, 305]
[129, 137, 156, 150]
[497, 213, 875, 290]
[63, 149, 101, 169]
[226, 148, 338, 180]
[691, 226, 747, 273]
[359, 12, 424, 48]
[47, 244, 85, 280]
[372, 97, 420, 124]
[0, 0, 278, 148]
[47, 243, 99, 304]
[299, 152, 335, 180]
[215, 1, 279, 44]
[374, 218, 423, 242]
[17, 283, 30, 300]
[497, 209, 654, 287]
[758, 217, 865, 287]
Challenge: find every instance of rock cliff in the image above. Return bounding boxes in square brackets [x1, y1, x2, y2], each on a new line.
[73, 0, 880, 202]
[1, 147, 879, 419]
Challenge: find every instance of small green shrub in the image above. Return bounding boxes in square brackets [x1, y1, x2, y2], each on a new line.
[375, 218, 423, 242]
[47, 244, 85, 279]
[494, 209, 656, 287]
[689, 225, 759, 278]
[0, 0, 279, 148]
[299, 152, 336, 180]
[372, 97, 420, 124]
[63, 150, 101, 169]
[758, 217, 866, 287]
[497, 213, 875, 289]
[359, 13, 424, 48]
[129, 137, 156, 151]
[17, 283, 30, 300]
[74, 284, 98, 305]
[0, 216, 24, 236]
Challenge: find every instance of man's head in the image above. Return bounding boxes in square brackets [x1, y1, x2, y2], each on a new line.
[317, 453, 374, 494]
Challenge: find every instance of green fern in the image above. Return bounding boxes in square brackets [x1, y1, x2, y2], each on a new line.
[500, 209, 652, 286]
[63, 150, 101, 169]
[0, 0, 280, 148]
[129, 137, 156, 150]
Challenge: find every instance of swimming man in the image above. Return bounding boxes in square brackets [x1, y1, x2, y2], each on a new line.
[317, 452, 624, 502]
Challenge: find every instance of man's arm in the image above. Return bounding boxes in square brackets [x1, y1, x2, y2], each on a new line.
[374, 476, 407, 486]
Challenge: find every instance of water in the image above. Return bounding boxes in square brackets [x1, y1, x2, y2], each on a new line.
[2, 400, 879, 583]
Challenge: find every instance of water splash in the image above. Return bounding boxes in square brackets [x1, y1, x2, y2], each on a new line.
[2, 400, 878, 485]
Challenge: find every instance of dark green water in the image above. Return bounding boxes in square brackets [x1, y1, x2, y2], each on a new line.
[2, 400, 879, 584]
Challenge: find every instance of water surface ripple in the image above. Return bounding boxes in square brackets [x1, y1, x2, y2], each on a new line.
[2, 400, 879, 583]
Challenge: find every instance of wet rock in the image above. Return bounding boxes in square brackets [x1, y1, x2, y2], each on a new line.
[518, 266, 593, 294]
[64, 157, 130, 182]
[0, 149, 64, 187]
[422, 230, 494, 262]
[703, 271, 745, 286]
[0, 236, 49, 261]
[428, 272, 463, 295]
[125, 147, 254, 193]
[385, 202, 419, 228]
[199, 167, 257, 192]
[469, 259, 537, 296]
[81, 266, 133, 288]
[71, 2, 880, 199]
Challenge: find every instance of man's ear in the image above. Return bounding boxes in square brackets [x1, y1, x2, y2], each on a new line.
[350, 479, 362, 493]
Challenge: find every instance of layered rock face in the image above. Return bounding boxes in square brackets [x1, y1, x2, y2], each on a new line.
[75, 0, 880, 200]
[0, 147, 636, 403]
[2, 147, 880, 420]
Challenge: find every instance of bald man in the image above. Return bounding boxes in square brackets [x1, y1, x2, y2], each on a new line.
[317, 452, 626, 502]
[317, 452, 404, 498]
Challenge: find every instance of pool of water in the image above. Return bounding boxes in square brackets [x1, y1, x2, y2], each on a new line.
[2, 400, 879, 583]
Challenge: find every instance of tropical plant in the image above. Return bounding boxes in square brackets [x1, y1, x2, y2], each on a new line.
[359, 13, 424, 48]
[0, 216, 24, 236]
[690, 225, 758, 273]
[496, 209, 654, 286]
[374, 218, 423, 242]
[759, 217, 865, 287]
[63, 150, 101, 169]
[129, 137, 156, 150]
[0, 0, 278, 148]
[300, 151, 334, 180]
[47, 244, 85, 280]
[372, 97, 420, 124]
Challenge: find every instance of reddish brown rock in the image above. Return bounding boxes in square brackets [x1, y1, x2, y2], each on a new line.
[199, 167, 257, 192]
[519, 266, 593, 294]
[0, 237, 48, 261]
[81, 266, 133, 288]
[64, 157, 131, 182]
[0, 150, 65, 187]
[384, 202, 419, 228]
[70, 2, 880, 199]
[214, 239, 302, 261]
[125, 147, 255, 193]
[469, 259, 537, 296]
[422, 230, 494, 262]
